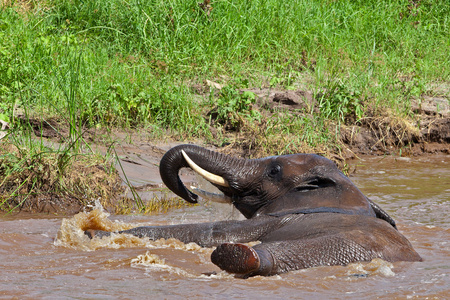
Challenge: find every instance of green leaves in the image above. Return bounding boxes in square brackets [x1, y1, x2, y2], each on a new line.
[318, 81, 364, 123]
[0, 113, 9, 124]
[211, 83, 259, 130]
[1, 0, 449, 149]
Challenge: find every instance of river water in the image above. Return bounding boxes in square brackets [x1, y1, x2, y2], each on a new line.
[0, 154, 448, 299]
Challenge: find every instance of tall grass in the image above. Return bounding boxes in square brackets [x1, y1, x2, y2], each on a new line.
[1, 0, 448, 213]
[0, 0, 449, 147]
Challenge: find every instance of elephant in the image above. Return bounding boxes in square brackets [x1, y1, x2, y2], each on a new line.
[86, 144, 422, 277]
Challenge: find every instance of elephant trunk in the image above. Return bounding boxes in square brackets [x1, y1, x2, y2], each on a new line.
[159, 144, 248, 203]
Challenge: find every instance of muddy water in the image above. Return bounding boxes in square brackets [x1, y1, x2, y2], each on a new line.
[1, 155, 449, 299]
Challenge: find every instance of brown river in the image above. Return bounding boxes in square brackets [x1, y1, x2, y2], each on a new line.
[1, 154, 449, 299]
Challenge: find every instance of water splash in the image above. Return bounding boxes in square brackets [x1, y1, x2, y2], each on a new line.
[346, 258, 395, 278]
[130, 251, 236, 279]
[53, 200, 217, 253]
[131, 251, 166, 267]
[54, 200, 143, 251]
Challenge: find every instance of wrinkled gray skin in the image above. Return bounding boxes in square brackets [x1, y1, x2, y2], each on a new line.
[87, 144, 422, 277]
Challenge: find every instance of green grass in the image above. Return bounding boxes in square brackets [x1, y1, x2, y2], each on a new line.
[0, 136, 123, 213]
[1, 0, 448, 213]
[0, 0, 449, 150]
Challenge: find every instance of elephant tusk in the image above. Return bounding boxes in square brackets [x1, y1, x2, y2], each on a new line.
[181, 150, 230, 187]
[191, 187, 233, 204]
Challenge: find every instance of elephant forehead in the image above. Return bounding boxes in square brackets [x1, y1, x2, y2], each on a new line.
[272, 154, 335, 172]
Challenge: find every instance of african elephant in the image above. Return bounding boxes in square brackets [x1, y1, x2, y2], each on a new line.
[86, 144, 422, 277]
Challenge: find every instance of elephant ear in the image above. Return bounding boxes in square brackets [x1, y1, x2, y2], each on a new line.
[367, 198, 397, 229]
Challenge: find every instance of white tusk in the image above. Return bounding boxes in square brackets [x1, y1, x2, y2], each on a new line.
[191, 187, 233, 204]
[181, 150, 230, 187]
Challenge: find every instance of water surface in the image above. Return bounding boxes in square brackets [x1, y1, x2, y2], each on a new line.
[1, 155, 448, 299]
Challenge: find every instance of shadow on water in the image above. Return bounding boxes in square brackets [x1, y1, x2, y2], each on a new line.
[0, 154, 448, 299]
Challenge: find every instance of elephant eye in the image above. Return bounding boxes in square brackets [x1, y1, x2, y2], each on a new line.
[268, 165, 281, 178]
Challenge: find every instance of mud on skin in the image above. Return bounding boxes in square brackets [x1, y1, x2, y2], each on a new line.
[86, 144, 422, 277]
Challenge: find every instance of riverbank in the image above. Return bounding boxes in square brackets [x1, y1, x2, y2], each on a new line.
[1, 94, 448, 215]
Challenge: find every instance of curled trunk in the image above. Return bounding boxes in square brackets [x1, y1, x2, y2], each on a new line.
[159, 144, 248, 204]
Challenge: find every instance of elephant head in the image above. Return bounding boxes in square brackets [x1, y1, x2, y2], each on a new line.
[159, 144, 376, 219]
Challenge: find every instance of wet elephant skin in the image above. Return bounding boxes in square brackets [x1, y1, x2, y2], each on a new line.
[86, 145, 422, 277]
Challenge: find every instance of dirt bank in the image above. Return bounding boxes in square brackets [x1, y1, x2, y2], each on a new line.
[245, 87, 449, 159]
[80, 88, 449, 213]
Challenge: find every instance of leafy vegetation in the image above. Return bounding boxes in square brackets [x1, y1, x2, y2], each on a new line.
[0, 0, 449, 212]
[1, 0, 448, 129]
[318, 80, 364, 124]
[207, 79, 259, 131]
[0, 139, 123, 213]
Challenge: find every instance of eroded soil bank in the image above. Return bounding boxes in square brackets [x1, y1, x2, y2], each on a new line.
[245, 87, 449, 158]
